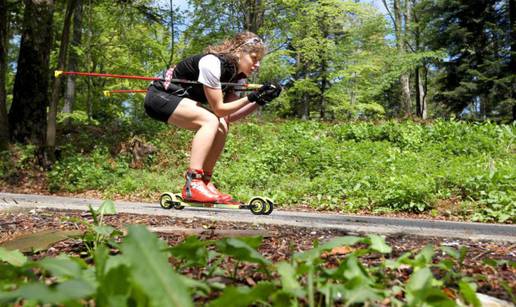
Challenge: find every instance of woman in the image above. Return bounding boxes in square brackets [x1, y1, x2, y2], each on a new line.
[144, 31, 281, 204]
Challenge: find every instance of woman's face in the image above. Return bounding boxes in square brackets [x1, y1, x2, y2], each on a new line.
[238, 51, 261, 76]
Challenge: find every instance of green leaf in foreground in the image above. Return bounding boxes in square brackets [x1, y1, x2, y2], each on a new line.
[0, 280, 95, 305]
[215, 237, 271, 266]
[406, 268, 455, 306]
[276, 262, 304, 297]
[120, 225, 192, 307]
[459, 280, 481, 307]
[295, 236, 362, 264]
[367, 234, 392, 254]
[169, 235, 209, 266]
[208, 282, 276, 307]
[97, 200, 116, 215]
[39, 255, 83, 280]
[0, 247, 27, 266]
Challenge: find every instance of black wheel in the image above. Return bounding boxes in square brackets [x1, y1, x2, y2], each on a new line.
[262, 199, 274, 215]
[249, 197, 266, 215]
[160, 193, 174, 209]
[173, 194, 185, 210]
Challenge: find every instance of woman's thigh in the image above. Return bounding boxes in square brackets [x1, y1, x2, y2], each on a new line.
[167, 98, 218, 131]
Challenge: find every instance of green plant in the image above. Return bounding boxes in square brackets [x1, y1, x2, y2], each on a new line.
[63, 200, 122, 256]
[3, 222, 513, 306]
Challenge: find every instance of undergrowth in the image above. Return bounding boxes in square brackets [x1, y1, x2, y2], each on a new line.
[1, 119, 514, 222]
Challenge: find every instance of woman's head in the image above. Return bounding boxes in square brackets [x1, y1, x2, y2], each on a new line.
[205, 31, 266, 77]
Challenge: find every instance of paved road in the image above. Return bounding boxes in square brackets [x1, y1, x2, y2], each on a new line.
[1, 192, 515, 242]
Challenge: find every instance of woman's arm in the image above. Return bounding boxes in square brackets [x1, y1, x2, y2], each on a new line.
[220, 89, 259, 122]
[226, 103, 259, 122]
[204, 85, 252, 117]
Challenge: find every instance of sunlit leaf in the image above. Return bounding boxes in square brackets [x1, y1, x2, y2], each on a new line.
[276, 262, 304, 298]
[0, 247, 27, 267]
[120, 225, 192, 307]
[208, 282, 276, 307]
[215, 237, 270, 266]
[367, 234, 392, 254]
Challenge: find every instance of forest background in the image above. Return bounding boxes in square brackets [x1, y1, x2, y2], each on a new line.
[0, 0, 515, 222]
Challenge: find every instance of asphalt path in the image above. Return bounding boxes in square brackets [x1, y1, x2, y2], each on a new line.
[1, 192, 515, 242]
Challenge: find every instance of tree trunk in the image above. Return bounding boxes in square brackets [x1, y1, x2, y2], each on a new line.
[390, 0, 412, 117]
[415, 66, 427, 119]
[168, 0, 175, 66]
[319, 11, 329, 120]
[319, 59, 328, 119]
[0, 0, 9, 150]
[412, 0, 426, 119]
[63, 0, 83, 116]
[510, 0, 515, 121]
[302, 95, 309, 120]
[415, 67, 421, 116]
[400, 0, 412, 116]
[244, 0, 264, 33]
[8, 0, 54, 145]
[46, 0, 76, 162]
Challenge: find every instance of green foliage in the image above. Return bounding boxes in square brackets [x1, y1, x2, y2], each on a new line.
[119, 226, 193, 307]
[57, 111, 99, 125]
[3, 119, 515, 222]
[48, 146, 130, 193]
[0, 248, 27, 267]
[2, 222, 506, 306]
[418, 0, 513, 119]
[0, 145, 39, 181]
[63, 200, 123, 257]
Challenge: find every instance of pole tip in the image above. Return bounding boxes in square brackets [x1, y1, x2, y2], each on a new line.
[103, 90, 111, 97]
[54, 70, 63, 78]
[247, 83, 262, 90]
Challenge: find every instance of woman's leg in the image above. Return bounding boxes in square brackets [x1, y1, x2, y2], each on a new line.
[203, 117, 229, 173]
[167, 98, 220, 169]
[201, 118, 233, 201]
[166, 98, 225, 202]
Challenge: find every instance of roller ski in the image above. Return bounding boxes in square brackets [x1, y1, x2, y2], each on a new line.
[159, 193, 274, 215]
[159, 169, 274, 215]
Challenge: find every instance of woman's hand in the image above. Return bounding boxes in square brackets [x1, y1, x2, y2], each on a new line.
[247, 83, 282, 106]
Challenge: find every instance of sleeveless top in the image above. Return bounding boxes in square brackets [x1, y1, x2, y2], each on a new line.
[151, 54, 245, 104]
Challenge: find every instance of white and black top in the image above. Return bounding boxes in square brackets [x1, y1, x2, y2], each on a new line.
[152, 54, 245, 104]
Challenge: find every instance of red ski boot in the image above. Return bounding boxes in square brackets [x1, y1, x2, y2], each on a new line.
[203, 172, 233, 203]
[181, 169, 221, 203]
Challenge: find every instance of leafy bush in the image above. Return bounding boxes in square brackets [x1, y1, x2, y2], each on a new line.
[48, 147, 131, 193]
[3, 119, 515, 221]
[1, 223, 513, 306]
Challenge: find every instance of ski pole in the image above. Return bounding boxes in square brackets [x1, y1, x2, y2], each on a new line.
[103, 89, 148, 97]
[55, 70, 263, 89]
[103, 86, 253, 96]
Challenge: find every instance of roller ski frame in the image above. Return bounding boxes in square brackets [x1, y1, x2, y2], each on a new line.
[159, 192, 274, 215]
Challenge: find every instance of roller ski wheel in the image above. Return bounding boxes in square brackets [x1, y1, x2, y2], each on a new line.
[248, 197, 274, 215]
[159, 192, 184, 210]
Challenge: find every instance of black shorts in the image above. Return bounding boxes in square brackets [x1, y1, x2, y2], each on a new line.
[144, 85, 184, 122]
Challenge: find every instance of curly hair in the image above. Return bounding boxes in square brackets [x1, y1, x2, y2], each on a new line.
[204, 31, 266, 64]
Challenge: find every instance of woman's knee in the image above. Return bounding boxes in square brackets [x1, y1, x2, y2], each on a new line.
[197, 112, 220, 130]
[218, 118, 229, 135]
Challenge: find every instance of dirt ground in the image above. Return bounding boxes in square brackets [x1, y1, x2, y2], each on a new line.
[0, 208, 514, 302]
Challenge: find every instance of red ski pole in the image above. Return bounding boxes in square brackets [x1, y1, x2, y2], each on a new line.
[55, 70, 262, 89]
[103, 89, 148, 96]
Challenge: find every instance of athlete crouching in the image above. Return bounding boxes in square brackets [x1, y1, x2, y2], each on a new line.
[144, 32, 281, 204]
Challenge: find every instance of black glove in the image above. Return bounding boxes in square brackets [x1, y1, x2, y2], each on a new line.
[247, 83, 282, 106]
